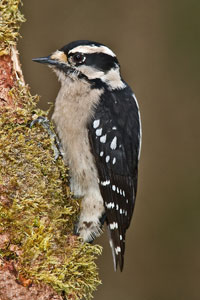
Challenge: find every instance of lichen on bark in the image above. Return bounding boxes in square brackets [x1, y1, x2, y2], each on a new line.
[0, 1, 102, 299]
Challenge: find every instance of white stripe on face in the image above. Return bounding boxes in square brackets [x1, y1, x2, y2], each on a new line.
[69, 45, 116, 57]
[77, 64, 125, 90]
[101, 68, 126, 90]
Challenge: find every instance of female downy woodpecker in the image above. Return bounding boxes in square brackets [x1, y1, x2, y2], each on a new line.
[33, 40, 142, 271]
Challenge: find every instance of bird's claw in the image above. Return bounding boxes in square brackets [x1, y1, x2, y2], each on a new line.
[30, 116, 63, 160]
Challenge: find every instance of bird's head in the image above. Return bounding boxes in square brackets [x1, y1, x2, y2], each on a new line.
[33, 40, 125, 90]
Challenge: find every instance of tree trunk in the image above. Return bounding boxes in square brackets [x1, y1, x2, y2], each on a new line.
[0, 1, 101, 299]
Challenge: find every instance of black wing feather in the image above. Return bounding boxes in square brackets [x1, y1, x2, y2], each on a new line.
[88, 85, 140, 271]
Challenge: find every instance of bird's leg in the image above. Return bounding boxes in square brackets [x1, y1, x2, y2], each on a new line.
[74, 188, 105, 243]
[74, 212, 106, 244]
[30, 116, 63, 160]
[85, 213, 106, 244]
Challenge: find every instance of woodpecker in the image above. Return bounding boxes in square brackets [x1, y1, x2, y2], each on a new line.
[33, 40, 142, 271]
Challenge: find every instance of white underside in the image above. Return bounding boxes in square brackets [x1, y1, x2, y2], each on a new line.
[52, 73, 105, 241]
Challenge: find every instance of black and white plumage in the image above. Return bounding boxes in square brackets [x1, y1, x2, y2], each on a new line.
[33, 40, 142, 271]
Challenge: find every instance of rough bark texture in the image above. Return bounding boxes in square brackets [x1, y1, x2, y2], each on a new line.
[0, 55, 15, 106]
[0, 52, 21, 106]
[0, 259, 63, 300]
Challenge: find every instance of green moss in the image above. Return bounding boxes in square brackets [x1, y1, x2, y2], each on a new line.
[0, 94, 102, 299]
[0, 1, 102, 298]
[0, 0, 25, 55]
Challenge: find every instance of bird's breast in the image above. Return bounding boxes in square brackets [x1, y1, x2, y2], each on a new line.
[52, 78, 103, 191]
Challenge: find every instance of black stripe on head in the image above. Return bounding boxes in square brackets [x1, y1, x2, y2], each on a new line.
[60, 40, 106, 53]
[84, 53, 119, 73]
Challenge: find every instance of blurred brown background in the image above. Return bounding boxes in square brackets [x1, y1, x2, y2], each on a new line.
[19, 0, 200, 299]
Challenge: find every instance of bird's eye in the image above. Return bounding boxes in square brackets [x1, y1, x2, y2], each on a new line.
[72, 53, 85, 64]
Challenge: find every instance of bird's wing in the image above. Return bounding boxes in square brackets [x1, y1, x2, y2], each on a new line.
[88, 86, 141, 271]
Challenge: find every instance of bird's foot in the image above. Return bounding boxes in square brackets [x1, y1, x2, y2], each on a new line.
[30, 116, 63, 160]
[74, 217, 103, 243]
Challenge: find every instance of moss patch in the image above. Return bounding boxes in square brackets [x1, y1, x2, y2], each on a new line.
[0, 91, 102, 299]
[0, 0, 25, 55]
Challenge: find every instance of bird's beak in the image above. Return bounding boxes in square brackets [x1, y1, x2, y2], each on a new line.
[32, 56, 59, 67]
[33, 50, 68, 67]
[32, 51, 79, 78]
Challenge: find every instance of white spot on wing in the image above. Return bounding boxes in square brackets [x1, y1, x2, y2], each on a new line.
[110, 136, 117, 150]
[112, 185, 116, 191]
[96, 128, 102, 136]
[115, 246, 121, 255]
[100, 151, 104, 157]
[106, 155, 110, 163]
[101, 180, 110, 186]
[106, 202, 115, 209]
[93, 119, 100, 128]
[112, 157, 116, 165]
[100, 134, 107, 143]
[110, 222, 118, 230]
[110, 223, 114, 230]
